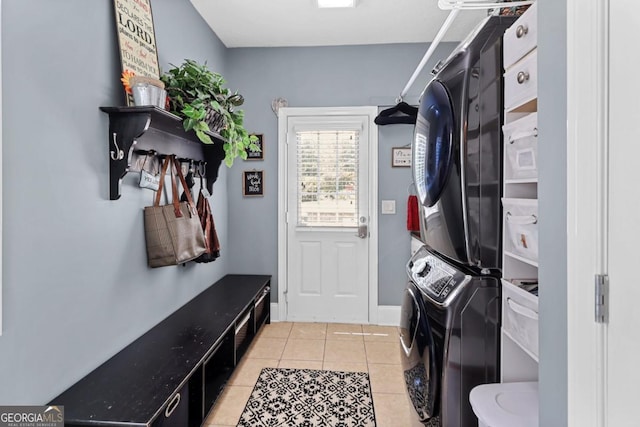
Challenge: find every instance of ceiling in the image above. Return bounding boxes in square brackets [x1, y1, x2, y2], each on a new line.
[189, 0, 488, 48]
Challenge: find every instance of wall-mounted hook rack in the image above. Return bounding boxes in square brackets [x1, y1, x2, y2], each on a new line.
[100, 106, 226, 200]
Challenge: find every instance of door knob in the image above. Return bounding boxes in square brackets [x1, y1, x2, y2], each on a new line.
[356, 216, 368, 238]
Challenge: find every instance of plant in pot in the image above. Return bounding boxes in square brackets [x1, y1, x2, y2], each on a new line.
[160, 59, 259, 167]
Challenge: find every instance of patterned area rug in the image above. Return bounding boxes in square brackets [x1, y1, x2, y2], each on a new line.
[237, 368, 377, 427]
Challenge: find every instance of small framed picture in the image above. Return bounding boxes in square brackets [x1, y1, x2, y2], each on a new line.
[246, 134, 264, 160]
[243, 170, 264, 196]
[392, 147, 412, 167]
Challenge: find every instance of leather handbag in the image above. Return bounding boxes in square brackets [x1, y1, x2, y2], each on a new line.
[193, 180, 221, 263]
[144, 155, 207, 268]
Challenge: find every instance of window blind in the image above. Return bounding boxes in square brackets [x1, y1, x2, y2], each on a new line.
[296, 130, 359, 227]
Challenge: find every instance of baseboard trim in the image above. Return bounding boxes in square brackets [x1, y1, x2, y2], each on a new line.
[270, 303, 279, 322]
[376, 305, 401, 326]
[269, 303, 400, 326]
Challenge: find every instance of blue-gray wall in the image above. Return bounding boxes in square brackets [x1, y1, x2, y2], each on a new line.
[224, 43, 457, 305]
[538, 0, 567, 425]
[378, 124, 420, 304]
[0, 0, 230, 403]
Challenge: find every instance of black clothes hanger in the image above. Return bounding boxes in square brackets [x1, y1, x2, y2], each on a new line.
[375, 101, 418, 125]
[179, 160, 196, 202]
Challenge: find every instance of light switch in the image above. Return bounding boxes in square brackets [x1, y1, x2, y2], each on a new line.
[381, 200, 396, 214]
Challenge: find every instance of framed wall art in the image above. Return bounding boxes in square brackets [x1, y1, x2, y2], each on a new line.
[246, 134, 264, 160]
[243, 170, 264, 197]
[392, 147, 412, 167]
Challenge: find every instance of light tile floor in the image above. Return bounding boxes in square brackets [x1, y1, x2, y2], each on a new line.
[204, 322, 416, 427]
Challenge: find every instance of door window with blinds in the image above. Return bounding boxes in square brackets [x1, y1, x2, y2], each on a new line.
[296, 130, 359, 227]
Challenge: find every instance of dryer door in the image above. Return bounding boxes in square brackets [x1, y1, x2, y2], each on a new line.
[413, 79, 455, 208]
[399, 283, 440, 423]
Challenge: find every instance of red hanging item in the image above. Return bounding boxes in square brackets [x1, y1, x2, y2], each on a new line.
[407, 195, 420, 232]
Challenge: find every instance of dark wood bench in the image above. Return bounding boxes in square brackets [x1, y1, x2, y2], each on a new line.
[51, 274, 271, 426]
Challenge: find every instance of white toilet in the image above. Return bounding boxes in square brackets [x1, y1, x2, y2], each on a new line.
[469, 382, 538, 427]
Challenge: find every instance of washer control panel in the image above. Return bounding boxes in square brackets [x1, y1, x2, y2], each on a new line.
[408, 246, 469, 306]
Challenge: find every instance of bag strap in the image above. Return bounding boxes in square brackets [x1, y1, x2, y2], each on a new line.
[154, 155, 173, 207]
[169, 155, 182, 217]
[152, 155, 197, 218]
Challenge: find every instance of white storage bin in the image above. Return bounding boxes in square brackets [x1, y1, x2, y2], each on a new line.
[470, 381, 538, 427]
[503, 2, 538, 70]
[502, 198, 538, 262]
[502, 280, 539, 359]
[503, 113, 538, 181]
[504, 50, 538, 112]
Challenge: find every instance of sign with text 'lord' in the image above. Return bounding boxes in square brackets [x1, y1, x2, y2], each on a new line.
[113, 0, 160, 79]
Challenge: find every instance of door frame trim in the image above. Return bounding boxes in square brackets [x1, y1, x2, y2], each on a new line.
[566, 0, 608, 425]
[277, 106, 379, 324]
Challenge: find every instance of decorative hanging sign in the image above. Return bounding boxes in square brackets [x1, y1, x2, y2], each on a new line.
[392, 147, 412, 167]
[113, 0, 160, 79]
[243, 170, 264, 197]
[246, 134, 264, 160]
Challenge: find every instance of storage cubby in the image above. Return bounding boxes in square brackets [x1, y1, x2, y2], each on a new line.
[202, 334, 235, 419]
[234, 308, 253, 363]
[503, 112, 538, 182]
[254, 285, 271, 331]
[151, 382, 190, 427]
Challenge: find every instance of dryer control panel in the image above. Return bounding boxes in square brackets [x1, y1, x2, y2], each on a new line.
[408, 246, 470, 306]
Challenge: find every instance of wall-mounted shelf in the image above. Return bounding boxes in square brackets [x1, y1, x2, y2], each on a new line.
[100, 106, 226, 200]
[504, 250, 539, 267]
[505, 178, 538, 185]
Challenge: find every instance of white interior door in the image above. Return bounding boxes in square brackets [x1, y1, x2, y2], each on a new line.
[568, 1, 640, 425]
[282, 110, 373, 323]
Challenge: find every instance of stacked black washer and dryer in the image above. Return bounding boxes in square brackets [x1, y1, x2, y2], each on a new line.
[399, 15, 517, 427]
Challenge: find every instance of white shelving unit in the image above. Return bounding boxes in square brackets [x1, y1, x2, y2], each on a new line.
[500, 2, 540, 382]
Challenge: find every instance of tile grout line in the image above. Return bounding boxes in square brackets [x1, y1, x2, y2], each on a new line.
[363, 333, 371, 372]
[322, 332, 327, 369]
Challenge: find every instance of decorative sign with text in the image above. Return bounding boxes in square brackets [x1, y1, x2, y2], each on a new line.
[113, 0, 160, 79]
[243, 170, 264, 197]
[392, 147, 412, 167]
[246, 134, 264, 160]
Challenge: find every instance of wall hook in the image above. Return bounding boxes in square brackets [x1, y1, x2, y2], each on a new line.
[198, 161, 207, 178]
[110, 132, 125, 161]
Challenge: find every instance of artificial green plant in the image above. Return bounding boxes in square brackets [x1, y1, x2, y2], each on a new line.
[160, 59, 259, 167]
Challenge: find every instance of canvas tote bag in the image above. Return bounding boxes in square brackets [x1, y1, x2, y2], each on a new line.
[144, 155, 206, 268]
